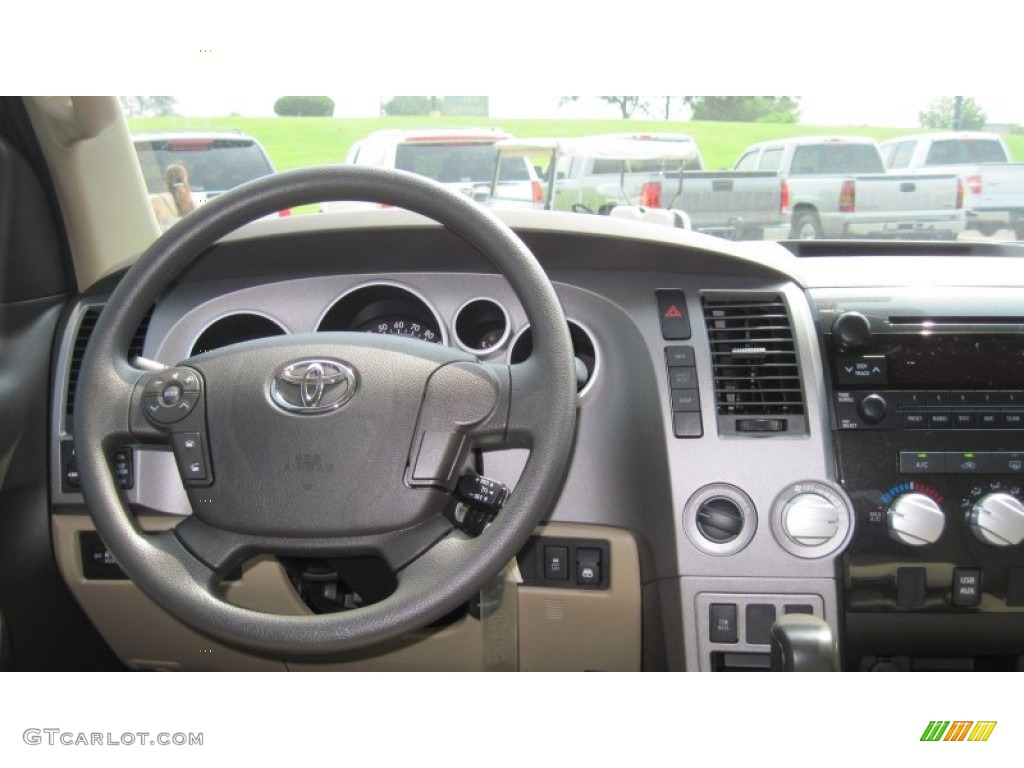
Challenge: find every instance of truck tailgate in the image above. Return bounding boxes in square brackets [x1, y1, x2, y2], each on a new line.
[662, 171, 782, 226]
[854, 173, 961, 213]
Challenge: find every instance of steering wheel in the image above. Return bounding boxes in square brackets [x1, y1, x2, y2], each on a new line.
[74, 166, 578, 659]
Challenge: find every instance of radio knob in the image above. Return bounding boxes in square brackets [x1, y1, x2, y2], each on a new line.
[832, 311, 872, 351]
[887, 493, 945, 546]
[857, 393, 887, 425]
[970, 493, 1024, 547]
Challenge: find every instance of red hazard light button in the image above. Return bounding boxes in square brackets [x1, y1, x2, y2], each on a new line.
[656, 289, 691, 339]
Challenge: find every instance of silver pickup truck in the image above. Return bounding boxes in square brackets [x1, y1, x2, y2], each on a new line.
[489, 134, 787, 240]
[735, 136, 966, 239]
[879, 131, 1024, 238]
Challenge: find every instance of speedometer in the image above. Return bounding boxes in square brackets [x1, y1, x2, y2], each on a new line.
[357, 316, 442, 343]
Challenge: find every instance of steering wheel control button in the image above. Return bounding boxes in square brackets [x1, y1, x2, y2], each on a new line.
[141, 367, 204, 426]
[656, 290, 691, 339]
[543, 546, 570, 581]
[143, 393, 199, 424]
[160, 383, 183, 406]
[952, 569, 982, 607]
[709, 603, 738, 644]
[171, 432, 211, 484]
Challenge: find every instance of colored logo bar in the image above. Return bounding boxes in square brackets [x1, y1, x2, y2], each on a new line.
[921, 721, 997, 742]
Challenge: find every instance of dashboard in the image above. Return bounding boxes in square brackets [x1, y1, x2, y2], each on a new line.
[48, 209, 1024, 671]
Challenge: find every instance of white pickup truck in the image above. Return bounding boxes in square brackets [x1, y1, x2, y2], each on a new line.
[491, 133, 788, 240]
[735, 135, 966, 239]
[879, 131, 1024, 238]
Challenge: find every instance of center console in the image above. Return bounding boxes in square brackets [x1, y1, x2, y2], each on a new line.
[816, 289, 1024, 671]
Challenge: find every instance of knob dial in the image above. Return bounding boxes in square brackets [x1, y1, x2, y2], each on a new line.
[887, 493, 945, 546]
[857, 393, 887, 425]
[696, 497, 745, 543]
[832, 311, 871, 350]
[782, 493, 841, 546]
[970, 493, 1024, 546]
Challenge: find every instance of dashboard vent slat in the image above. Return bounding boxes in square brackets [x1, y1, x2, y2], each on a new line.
[702, 294, 807, 436]
[65, 304, 154, 425]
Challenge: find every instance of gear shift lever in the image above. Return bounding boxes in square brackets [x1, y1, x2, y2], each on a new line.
[770, 614, 837, 671]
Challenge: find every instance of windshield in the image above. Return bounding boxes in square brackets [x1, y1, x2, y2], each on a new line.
[126, 95, 1024, 243]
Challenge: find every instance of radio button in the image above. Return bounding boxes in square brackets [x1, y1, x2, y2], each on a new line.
[950, 391, 973, 407]
[927, 390, 951, 407]
[836, 355, 887, 385]
[903, 413, 927, 429]
[952, 412, 977, 429]
[928, 412, 952, 429]
[1001, 390, 1024, 406]
[1001, 412, 1024, 429]
[977, 412, 1001, 429]
[902, 390, 927, 408]
[975, 391, 1001, 407]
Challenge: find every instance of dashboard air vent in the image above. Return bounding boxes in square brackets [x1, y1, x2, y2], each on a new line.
[65, 304, 154, 424]
[702, 294, 807, 436]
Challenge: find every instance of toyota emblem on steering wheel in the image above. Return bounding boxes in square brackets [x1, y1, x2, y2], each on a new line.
[269, 359, 358, 414]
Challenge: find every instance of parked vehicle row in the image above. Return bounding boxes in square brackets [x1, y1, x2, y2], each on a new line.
[879, 131, 1024, 238]
[134, 126, 1020, 243]
[736, 135, 965, 240]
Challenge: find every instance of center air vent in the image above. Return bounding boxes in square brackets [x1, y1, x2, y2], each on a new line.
[701, 294, 807, 436]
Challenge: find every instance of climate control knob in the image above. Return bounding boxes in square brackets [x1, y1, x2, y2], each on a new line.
[887, 493, 945, 546]
[970, 493, 1024, 547]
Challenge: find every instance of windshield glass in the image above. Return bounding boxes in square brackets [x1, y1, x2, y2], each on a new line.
[126, 95, 1024, 243]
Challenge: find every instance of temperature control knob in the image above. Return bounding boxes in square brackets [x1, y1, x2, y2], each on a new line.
[887, 493, 945, 546]
[969, 493, 1024, 547]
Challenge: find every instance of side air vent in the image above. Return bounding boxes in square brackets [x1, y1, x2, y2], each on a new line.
[65, 304, 154, 424]
[702, 294, 807, 436]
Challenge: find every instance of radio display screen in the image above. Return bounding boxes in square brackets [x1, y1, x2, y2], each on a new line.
[889, 334, 1024, 387]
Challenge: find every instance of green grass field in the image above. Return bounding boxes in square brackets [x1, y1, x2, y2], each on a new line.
[129, 115, 1024, 173]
